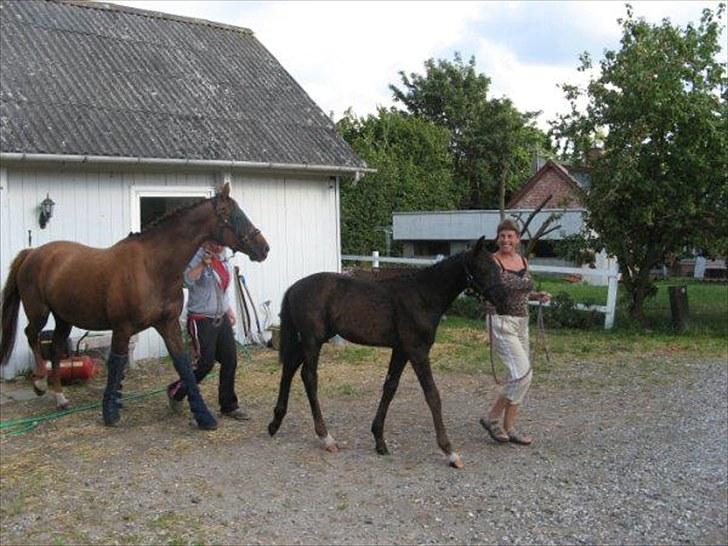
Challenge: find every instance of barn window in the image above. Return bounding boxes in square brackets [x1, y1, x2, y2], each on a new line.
[140, 196, 202, 230]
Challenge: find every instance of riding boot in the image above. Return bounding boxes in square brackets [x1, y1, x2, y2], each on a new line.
[102, 352, 128, 426]
[170, 352, 217, 430]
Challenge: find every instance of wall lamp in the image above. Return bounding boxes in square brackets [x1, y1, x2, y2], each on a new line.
[39, 193, 55, 229]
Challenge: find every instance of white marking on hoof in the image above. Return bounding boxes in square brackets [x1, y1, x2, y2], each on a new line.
[320, 433, 339, 453]
[448, 452, 464, 469]
[33, 377, 47, 394]
[53, 392, 70, 409]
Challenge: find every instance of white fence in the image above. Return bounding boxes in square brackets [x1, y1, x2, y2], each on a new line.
[341, 252, 620, 329]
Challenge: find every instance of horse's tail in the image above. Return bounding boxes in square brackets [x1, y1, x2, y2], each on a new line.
[278, 290, 302, 366]
[1, 248, 31, 366]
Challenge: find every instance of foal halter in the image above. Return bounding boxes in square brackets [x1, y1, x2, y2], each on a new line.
[464, 263, 502, 301]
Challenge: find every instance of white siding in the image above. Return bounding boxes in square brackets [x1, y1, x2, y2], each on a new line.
[228, 174, 340, 342]
[0, 165, 340, 378]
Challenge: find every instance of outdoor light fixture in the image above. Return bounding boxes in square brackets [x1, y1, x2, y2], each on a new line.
[39, 193, 55, 229]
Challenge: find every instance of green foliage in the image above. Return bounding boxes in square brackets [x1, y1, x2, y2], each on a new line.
[390, 53, 552, 209]
[337, 109, 458, 254]
[543, 292, 600, 329]
[550, 5, 728, 319]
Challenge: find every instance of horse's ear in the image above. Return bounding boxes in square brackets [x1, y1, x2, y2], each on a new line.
[474, 236, 486, 253]
[220, 182, 231, 198]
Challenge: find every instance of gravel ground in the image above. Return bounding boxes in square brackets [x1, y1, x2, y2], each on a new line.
[1, 350, 726, 545]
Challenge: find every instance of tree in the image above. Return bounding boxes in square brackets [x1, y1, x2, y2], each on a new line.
[390, 53, 550, 210]
[551, 4, 728, 320]
[337, 109, 459, 255]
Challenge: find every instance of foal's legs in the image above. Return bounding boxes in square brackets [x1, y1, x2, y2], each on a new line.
[155, 319, 217, 430]
[268, 346, 304, 436]
[48, 316, 72, 409]
[300, 339, 338, 452]
[371, 348, 407, 455]
[411, 357, 463, 469]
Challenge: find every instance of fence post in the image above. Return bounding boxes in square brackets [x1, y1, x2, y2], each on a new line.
[604, 261, 619, 329]
[372, 250, 379, 269]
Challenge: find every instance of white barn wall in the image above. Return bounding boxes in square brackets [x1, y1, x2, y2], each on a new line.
[0, 165, 341, 378]
[228, 174, 340, 342]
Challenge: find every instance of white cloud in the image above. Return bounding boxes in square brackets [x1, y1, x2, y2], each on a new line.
[107, 0, 724, 129]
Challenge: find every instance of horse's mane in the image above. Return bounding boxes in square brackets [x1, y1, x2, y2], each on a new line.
[127, 197, 209, 239]
[379, 251, 468, 284]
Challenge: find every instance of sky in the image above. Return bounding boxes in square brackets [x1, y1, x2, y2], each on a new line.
[109, 1, 726, 131]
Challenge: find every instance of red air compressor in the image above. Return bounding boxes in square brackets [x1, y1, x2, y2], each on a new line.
[39, 331, 99, 384]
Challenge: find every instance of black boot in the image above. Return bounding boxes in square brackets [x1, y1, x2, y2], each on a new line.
[102, 352, 127, 426]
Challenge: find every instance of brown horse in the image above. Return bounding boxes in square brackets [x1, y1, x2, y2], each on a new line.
[0, 183, 268, 430]
[268, 237, 507, 468]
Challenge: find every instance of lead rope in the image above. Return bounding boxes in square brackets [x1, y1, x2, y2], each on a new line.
[487, 302, 550, 385]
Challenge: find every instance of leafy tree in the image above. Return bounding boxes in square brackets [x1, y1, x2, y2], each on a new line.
[551, 4, 727, 319]
[390, 53, 550, 210]
[337, 109, 459, 254]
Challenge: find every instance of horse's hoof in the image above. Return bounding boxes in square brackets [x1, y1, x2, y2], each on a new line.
[448, 453, 464, 469]
[103, 412, 121, 427]
[57, 401, 70, 410]
[376, 445, 390, 456]
[268, 421, 280, 437]
[193, 416, 218, 431]
[32, 378, 47, 396]
[320, 433, 339, 453]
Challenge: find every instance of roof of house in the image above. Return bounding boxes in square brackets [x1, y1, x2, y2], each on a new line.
[0, 0, 366, 170]
[506, 159, 585, 208]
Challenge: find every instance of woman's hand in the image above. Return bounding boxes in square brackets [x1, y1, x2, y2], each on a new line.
[531, 291, 551, 303]
[226, 308, 236, 327]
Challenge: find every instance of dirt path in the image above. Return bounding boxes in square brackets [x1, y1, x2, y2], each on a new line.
[1, 347, 726, 545]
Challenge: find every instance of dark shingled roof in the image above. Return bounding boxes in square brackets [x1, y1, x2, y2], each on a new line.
[0, 0, 367, 169]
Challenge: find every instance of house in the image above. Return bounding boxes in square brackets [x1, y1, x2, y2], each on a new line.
[0, 0, 369, 377]
[393, 158, 590, 264]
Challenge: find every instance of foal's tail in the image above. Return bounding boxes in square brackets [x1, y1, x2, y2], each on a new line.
[0, 248, 31, 366]
[278, 290, 302, 366]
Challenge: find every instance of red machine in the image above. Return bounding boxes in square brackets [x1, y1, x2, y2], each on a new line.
[45, 355, 98, 384]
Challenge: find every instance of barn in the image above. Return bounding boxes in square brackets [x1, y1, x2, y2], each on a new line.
[0, 0, 369, 377]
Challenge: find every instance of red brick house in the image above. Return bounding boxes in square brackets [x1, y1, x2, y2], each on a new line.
[507, 159, 588, 209]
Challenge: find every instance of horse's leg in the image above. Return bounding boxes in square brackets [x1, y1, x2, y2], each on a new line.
[268, 347, 304, 436]
[48, 317, 72, 409]
[300, 340, 337, 452]
[371, 348, 407, 455]
[411, 358, 464, 469]
[154, 319, 217, 430]
[22, 304, 49, 396]
[102, 329, 131, 426]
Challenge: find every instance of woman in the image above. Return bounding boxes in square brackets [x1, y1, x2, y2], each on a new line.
[167, 241, 249, 422]
[480, 218, 550, 445]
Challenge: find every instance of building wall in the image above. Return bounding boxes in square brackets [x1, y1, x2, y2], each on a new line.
[510, 168, 583, 209]
[0, 164, 340, 378]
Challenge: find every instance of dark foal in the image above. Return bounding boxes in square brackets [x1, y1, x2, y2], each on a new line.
[268, 237, 507, 468]
[0, 183, 268, 429]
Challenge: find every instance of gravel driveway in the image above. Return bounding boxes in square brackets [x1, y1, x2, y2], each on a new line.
[1, 348, 726, 545]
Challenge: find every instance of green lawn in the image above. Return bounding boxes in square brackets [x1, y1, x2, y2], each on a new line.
[532, 276, 727, 336]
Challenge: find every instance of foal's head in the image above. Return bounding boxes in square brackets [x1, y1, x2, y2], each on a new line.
[212, 183, 269, 262]
[466, 237, 508, 314]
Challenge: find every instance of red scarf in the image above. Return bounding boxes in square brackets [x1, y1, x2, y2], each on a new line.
[210, 257, 230, 291]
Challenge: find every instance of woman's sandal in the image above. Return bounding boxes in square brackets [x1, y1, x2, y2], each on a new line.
[480, 418, 510, 443]
[507, 429, 533, 445]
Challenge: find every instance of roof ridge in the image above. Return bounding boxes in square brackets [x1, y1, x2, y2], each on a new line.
[55, 0, 253, 35]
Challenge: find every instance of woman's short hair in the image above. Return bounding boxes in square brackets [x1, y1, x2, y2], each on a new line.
[496, 218, 520, 236]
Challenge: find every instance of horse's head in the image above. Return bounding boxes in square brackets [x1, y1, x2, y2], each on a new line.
[466, 237, 508, 314]
[212, 183, 269, 262]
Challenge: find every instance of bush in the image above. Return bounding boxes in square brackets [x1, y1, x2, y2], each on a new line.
[543, 291, 600, 329]
[448, 294, 485, 320]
